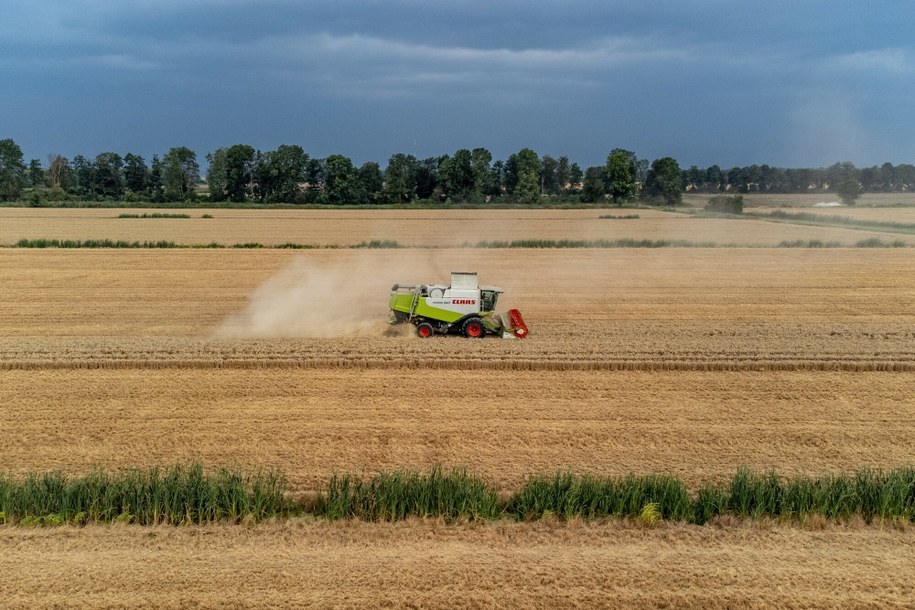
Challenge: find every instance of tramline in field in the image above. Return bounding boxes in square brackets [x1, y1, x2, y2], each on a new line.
[389, 271, 529, 339]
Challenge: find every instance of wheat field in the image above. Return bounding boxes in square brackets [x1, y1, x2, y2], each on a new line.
[2, 210, 914, 607]
[1, 206, 912, 246]
[2, 520, 914, 609]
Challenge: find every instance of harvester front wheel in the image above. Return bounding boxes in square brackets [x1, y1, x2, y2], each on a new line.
[462, 317, 485, 338]
[416, 322, 434, 338]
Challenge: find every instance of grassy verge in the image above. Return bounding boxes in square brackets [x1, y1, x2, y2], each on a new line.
[2, 465, 913, 527]
[6, 238, 909, 249]
[117, 213, 193, 219]
[0, 464, 286, 526]
[747, 209, 915, 234]
[14, 238, 180, 248]
[778, 238, 907, 248]
[470, 238, 719, 248]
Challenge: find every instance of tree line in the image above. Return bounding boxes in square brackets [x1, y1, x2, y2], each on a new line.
[2, 137, 912, 206]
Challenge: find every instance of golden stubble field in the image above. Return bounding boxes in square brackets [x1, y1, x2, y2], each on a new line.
[2, 208, 915, 608]
[3, 520, 914, 609]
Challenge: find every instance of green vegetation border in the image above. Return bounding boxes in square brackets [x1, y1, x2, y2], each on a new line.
[1, 465, 913, 527]
[6, 238, 909, 249]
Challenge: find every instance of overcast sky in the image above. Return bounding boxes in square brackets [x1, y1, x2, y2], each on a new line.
[3, 0, 913, 169]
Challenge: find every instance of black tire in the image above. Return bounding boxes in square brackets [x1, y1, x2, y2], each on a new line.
[416, 322, 434, 338]
[462, 317, 485, 338]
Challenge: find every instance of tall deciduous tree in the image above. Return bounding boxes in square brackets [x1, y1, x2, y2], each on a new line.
[880, 162, 895, 192]
[831, 161, 862, 206]
[71, 155, 94, 197]
[605, 149, 637, 204]
[895, 164, 915, 191]
[470, 148, 492, 198]
[569, 162, 583, 192]
[439, 149, 475, 201]
[122, 153, 149, 194]
[415, 157, 440, 200]
[257, 144, 308, 203]
[643, 157, 683, 205]
[487, 160, 505, 198]
[0, 138, 27, 201]
[28, 159, 45, 188]
[205, 148, 228, 202]
[149, 154, 165, 201]
[634, 158, 649, 183]
[356, 161, 385, 204]
[514, 148, 541, 204]
[93, 152, 123, 198]
[557, 156, 571, 194]
[836, 176, 863, 206]
[504, 154, 519, 195]
[540, 155, 559, 195]
[303, 157, 325, 203]
[222, 144, 256, 202]
[581, 166, 606, 203]
[163, 146, 199, 201]
[705, 165, 724, 191]
[162, 146, 200, 201]
[321, 154, 357, 204]
[47, 154, 72, 192]
[384, 153, 418, 203]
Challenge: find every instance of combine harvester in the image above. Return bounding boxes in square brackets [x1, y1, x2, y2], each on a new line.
[389, 272, 529, 339]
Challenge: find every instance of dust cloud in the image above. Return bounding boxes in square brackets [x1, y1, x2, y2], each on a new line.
[215, 251, 455, 338]
[216, 255, 405, 338]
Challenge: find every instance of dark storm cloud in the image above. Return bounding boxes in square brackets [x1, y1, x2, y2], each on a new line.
[2, 0, 913, 168]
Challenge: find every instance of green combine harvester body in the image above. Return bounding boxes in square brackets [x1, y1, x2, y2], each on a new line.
[388, 271, 529, 339]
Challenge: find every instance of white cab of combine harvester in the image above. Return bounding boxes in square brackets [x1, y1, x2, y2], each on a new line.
[450, 272, 478, 290]
[423, 272, 482, 316]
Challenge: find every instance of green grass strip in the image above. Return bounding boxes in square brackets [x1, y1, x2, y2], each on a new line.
[0, 464, 287, 526]
[693, 467, 915, 524]
[469, 239, 720, 248]
[748, 209, 915, 234]
[316, 466, 500, 522]
[352, 239, 403, 248]
[117, 213, 192, 219]
[6, 238, 909, 250]
[15, 238, 179, 248]
[506, 472, 692, 521]
[2, 465, 914, 527]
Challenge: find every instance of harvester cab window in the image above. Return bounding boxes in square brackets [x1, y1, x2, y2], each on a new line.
[480, 290, 497, 312]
